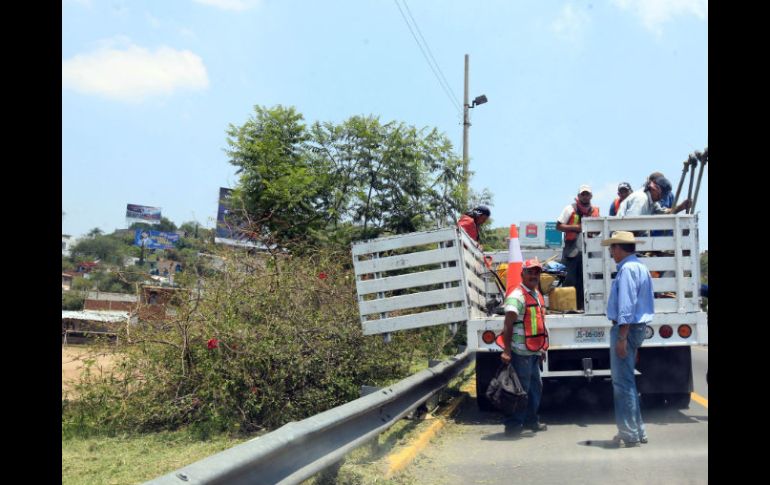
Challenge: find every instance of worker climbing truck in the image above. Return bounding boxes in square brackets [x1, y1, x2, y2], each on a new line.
[350, 213, 707, 410]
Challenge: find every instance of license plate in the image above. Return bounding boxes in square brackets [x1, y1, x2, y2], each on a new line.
[575, 327, 606, 343]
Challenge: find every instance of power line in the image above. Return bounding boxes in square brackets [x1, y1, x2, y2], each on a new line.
[401, 0, 462, 108]
[392, 0, 462, 116]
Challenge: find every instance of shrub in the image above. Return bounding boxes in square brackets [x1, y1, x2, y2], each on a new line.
[63, 246, 461, 437]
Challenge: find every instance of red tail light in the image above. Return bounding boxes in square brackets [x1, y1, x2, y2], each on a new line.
[659, 325, 673, 338]
[482, 331, 496, 344]
[678, 325, 692, 338]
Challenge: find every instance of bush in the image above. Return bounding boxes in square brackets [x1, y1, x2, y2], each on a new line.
[62, 246, 461, 437]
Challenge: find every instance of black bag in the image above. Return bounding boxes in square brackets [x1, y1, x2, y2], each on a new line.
[485, 363, 528, 414]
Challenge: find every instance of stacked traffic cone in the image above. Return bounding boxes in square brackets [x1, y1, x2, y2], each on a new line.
[496, 224, 523, 349]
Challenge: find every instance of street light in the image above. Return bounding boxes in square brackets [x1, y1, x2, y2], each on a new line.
[462, 54, 487, 209]
[472, 95, 488, 108]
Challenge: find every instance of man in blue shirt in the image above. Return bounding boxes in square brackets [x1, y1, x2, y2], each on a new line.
[601, 231, 654, 448]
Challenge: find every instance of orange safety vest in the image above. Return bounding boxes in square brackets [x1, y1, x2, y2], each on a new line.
[565, 203, 599, 241]
[522, 284, 549, 352]
[612, 198, 621, 215]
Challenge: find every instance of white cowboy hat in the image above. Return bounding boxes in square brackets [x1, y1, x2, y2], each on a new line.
[600, 231, 646, 246]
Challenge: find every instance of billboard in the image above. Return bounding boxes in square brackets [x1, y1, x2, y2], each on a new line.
[520, 221, 545, 248]
[134, 229, 180, 250]
[214, 187, 258, 248]
[545, 222, 563, 249]
[126, 204, 161, 225]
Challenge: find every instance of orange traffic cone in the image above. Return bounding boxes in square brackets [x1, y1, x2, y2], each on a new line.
[505, 224, 523, 298]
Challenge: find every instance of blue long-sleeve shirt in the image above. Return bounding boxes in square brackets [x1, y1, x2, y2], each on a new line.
[607, 254, 655, 325]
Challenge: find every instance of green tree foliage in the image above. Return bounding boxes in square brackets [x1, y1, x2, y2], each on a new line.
[700, 250, 708, 283]
[62, 291, 85, 310]
[225, 106, 465, 248]
[70, 234, 127, 266]
[129, 217, 177, 233]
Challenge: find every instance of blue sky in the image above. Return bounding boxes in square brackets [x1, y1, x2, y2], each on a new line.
[62, 0, 708, 249]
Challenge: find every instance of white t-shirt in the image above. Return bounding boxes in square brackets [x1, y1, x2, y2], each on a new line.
[557, 204, 575, 225]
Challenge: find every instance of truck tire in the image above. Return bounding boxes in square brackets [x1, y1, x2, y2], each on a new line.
[475, 352, 500, 412]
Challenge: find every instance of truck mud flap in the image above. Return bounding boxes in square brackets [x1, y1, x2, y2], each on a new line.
[636, 346, 693, 396]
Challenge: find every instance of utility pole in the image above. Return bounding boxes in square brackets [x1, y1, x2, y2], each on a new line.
[462, 54, 487, 211]
[462, 54, 470, 210]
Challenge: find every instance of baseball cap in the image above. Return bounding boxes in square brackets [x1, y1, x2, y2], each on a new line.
[653, 176, 672, 197]
[618, 182, 632, 192]
[522, 258, 543, 271]
[578, 185, 592, 195]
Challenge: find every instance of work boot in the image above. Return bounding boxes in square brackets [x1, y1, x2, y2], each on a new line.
[611, 434, 640, 448]
[504, 425, 523, 437]
[527, 422, 547, 432]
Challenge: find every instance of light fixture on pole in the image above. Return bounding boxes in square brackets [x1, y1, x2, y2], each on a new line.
[462, 54, 487, 209]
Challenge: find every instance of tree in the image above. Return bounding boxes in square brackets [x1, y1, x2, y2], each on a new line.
[70, 234, 125, 266]
[87, 227, 103, 238]
[226, 106, 467, 247]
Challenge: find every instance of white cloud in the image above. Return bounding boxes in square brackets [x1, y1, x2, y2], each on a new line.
[551, 4, 591, 44]
[62, 41, 209, 102]
[611, 0, 708, 35]
[193, 0, 261, 11]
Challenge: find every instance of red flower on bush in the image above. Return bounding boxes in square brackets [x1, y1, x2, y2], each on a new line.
[207, 338, 219, 350]
[318, 272, 328, 280]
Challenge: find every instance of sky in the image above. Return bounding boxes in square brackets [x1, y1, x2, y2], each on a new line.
[62, 0, 708, 250]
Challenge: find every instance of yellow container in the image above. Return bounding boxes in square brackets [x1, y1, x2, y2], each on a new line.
[496, 263, 508, 283]
[549, 287, 577, 311]
[539, 274, 556, 295]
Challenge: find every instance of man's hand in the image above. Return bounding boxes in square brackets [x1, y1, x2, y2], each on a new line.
[501, 350, 512, 364]
[616, 338, 628, 359]
[540, 350, 547, 364]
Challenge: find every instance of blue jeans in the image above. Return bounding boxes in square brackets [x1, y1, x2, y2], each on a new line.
[503, 353, 542, 429]
[610, 324, 647, 442]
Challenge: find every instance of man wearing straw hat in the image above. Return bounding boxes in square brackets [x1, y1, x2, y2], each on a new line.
[601, 231, 654, 448]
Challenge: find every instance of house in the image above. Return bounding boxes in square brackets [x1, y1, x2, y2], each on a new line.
[138, 285, 188, 321]
[83, 291, 138, 312]
[62, 273, 75, 291]
[76, 261, 100, 274]
[62, 310, 133, 344]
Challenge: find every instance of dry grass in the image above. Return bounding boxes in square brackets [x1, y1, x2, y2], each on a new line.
[62, 344, 119, 398]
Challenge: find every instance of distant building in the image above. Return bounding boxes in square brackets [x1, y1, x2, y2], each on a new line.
[62, 273, 74, 291]
[62, 234, 73, 256]
[76, 261, 100, 274]
[83, 291, 138, 312]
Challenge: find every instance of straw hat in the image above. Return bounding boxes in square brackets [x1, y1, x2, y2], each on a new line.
[600, 231, 646, 246]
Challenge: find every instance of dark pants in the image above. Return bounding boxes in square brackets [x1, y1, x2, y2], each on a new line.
[562, 253, 584, 311]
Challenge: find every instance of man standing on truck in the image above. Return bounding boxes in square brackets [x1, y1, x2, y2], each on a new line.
[500, 258, 549, 437]
[457, 205, 491, 247]
[609, 182, 632, 216]
[556, 185, 599, 311]
[618, 175, 690, 216]
[601, 231, 653, 448]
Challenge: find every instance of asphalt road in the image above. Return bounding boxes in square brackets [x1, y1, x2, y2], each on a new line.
[402, 345, 708, 485]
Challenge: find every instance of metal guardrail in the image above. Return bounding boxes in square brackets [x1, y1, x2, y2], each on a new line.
[144, 350, 472, 485]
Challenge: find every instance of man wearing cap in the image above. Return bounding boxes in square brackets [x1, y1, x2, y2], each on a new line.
[500, 258, 549, 437]
[458, 205, 491, 246]
[556, 185, 599, 311]
[601, 231, 654, 447]
[609, 182, 633, 216]
[618, 176, 690, 217]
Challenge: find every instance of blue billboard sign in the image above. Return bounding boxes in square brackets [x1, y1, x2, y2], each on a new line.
[134, 229, 179, 250]
[545, 222, 562, 249]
